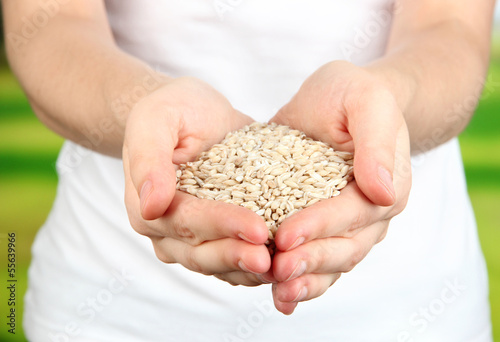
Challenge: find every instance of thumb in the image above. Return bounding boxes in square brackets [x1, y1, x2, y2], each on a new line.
[347, 92, 402, 206]
[123, 109, 179, 221]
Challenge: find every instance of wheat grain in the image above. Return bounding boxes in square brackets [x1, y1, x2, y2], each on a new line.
[176, 122, 354, 242]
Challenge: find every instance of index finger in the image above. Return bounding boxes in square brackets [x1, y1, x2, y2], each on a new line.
[156, 191, 270, 245]
[274, 181, 389, 251]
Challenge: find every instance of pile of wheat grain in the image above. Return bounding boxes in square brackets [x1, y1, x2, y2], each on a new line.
[176, 122, 353, 241]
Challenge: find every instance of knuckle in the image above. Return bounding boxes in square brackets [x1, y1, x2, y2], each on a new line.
[350, 211, 366, 231]
[128, 213, 151, 237]
[152, 241, 174, 264]
[171, 198, 206, 245]
[183, 248, 206, 275]
[344, 242, 365, 272]
[214, 274, 239, 287]
[128, 152, 142, 171]
[173, 225, 200, 244]
[314, 240, 332, 265]
[331, 273, 342, 286]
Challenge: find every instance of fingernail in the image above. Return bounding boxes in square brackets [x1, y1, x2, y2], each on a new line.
[238, 260, 259, 275]
[287, 236, 305, 251]
[140, 180, 153, 214]
[377, 166, 396, 200]
[238, 233, 258, 245]
[286, 260, 306, 281]
[293, 286, 308, 302]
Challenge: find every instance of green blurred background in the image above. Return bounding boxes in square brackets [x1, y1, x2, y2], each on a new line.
[0, 9, 499, 342]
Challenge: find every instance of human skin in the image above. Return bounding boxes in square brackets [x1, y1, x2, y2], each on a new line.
[268, 0, 496, 314]
[2, 0, 495, 313]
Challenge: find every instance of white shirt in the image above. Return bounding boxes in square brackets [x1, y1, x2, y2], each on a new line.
[24, 1, 492, 341]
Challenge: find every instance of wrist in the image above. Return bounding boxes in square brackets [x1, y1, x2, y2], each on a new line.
[112, 69, 172, 130]
[363, 61, 418, 118]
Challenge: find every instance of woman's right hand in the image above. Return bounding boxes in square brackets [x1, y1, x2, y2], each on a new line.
[123, 77, 272, 286]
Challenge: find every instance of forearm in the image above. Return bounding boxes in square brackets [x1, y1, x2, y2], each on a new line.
[5, 11, 169, 157]
[366, 5, 494, 153]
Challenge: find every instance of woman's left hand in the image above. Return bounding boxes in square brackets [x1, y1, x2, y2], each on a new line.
[269, 61, 412, 314]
